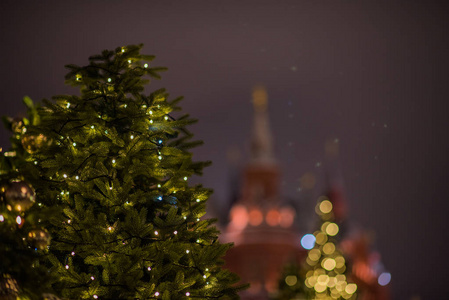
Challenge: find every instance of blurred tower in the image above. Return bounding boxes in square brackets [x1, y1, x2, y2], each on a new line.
[221, 86, 305, 299]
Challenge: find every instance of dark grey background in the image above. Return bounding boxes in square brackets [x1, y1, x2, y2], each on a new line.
[1, 1, 448, 299]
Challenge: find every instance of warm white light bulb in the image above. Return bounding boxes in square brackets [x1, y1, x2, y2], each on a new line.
[16, 216, 22, 224]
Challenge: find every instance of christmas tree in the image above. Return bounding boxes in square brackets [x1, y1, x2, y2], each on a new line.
[0, 99, 57, 299]
[3, 44, 243, 299]
[300, 196, 357, 300]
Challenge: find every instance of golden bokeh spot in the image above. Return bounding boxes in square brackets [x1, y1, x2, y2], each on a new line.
[248, 209, 263, 226]
[314, 283, 327, 293]
[317, 275, 329, 285]
[326, 223, 339, 236]
[309, 249, 321, 261]
[345, 283, 357, 294]
[322, 258, 336, 271]
[327, 277, 337, 287]
[319, 200, 333, 214]
[285, 275, 298, 286]
[315, 232, 328, 245]
[336, 274, 346, 283]
[335, 256, 345, 268]
[323, 242, 336, 255]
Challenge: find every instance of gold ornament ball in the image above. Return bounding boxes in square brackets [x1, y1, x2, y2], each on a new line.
[21, 134, 47, 154]
[0, 274, 19, 300]
[5, 181, 35, 212]
[28, 229, 51, 250]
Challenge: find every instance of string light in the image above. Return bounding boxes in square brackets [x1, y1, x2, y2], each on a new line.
[196, 199, 200, 202]
[184, 177, 188, 181]
[158, 155, 162, 160]
[34, 161, 38, 165]
[130, 135, 134, 139]
[68, 219, 71, 224]
[203, 275, 207, 279]
[186, 250, 190, 254]
[108, 227, 112, 231]
[185, 292, 190, 296]
[174, 231, 178, 235]
[0, 215, 4, 222]
[71, 252, 75, 256]
[112, 159, 116, 163]
[67, 103, 71, 109]
[144, 63, 148, 68]
[149, 110, 153, 115]
[154, 292, 159, 297]
[16, 216, 22, 225]
[63, 174, 67, 178]
[91, 276, 95, 280]
[65, 265, 69, 269]
[75, 176, 79, 180]
[147, 267, 152, 271]
[73, 142, 76, 147]
[93, 295, 98, 299]
[164, 116, 169, 121]
[150, 119, 153, 124]
[157, 184, 161, 188]
[128, 60, 131, 63]
[158, 196, 162, 201]
[107, 78, 111, 82]
[154, 231, 159, 235]
[91, 125, 94, 129]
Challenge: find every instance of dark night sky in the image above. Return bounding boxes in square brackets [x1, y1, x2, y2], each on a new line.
[1, 1, 448, 299]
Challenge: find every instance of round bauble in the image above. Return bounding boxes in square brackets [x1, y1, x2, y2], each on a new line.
[27, 228, 51, 250]
[21, 134, 47, 154]
[4, 181, 35, 212]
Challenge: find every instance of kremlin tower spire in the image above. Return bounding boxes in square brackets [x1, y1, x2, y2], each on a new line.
[250, 86, 275, 165]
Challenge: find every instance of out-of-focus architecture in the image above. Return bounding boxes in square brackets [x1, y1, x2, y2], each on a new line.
[220, 87, 391, 299]
[221, 86, 306, 299]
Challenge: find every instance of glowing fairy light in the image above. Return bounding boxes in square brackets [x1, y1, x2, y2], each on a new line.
[184, 177, 188, 181]
[154, 292, 159, 296]
[107, 78, 111, 82]
[91, 276, 95, 280]
[154, 231, 159, 235]
[186, 250, 190, 254]
[144, 63, 148, 68]
[112, 159, 116, 164]
[16, 216, 22, 225]
[93, 295, 98, 299]
[130, 135, 134, 139]
[91, 125, 94, 129]
[164, 116, 169, 121]
[75, 176, 79, 180]
[71, 252, 75, 256]
[63, 174, 67, 178]
[65, 265, 69, 269]
[158, 155, 162, 160]
[157, 184, 161, 188]
[196, 199, 200, 202]
[0, 215, 4, 222]
[185, 292, 190, 296]
[147, 267, 152, 271]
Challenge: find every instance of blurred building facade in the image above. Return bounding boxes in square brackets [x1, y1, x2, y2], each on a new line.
[220, 87, 391, 299]
[221, 86, 306, 299]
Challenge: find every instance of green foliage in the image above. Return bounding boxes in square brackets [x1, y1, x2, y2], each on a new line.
[3, 44, 243, 299]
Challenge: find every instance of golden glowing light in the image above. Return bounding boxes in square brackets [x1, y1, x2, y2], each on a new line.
[323, 242, 336, 255]
[309, 249, 321, 261]
[319, 200, 333, 214]
[345, 283, 357, 294]
[335, 256, 345, 268]
[325, 223, 339, 236]
[285, 275, 297, 286]
[314, 283, 327, 293]
[317, 275, 329, 285]
[322, 258, 336, 271]
[248, 209, 263, 226]
[315, 232, 328, 245]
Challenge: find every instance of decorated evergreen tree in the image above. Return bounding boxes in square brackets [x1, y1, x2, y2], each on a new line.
[299, 196, 357, 300]
[4, 44, 244, 299]
[0, 99, 58, 299]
